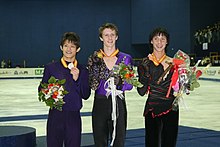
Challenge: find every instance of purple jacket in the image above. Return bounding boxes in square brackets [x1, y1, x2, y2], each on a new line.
[39, 60, 91, 111]
[88, 51, 133, 96]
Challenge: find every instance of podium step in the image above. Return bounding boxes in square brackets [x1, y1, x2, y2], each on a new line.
[0, 126, 36, 147]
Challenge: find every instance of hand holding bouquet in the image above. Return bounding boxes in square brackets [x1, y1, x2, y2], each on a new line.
[38, 76, 68, 111]
[113, 57, 143, 88]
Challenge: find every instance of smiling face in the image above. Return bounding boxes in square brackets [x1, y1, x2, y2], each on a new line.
[148, 28, 169, 53]
[151, 34, 168, 53]
[61, 40, 79, 61]
[100, 28, 118, 49]
[59, 32, 80, 62]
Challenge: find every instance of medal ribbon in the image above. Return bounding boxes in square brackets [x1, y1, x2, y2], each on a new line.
[150, 53, 166, 66]
[100, 49, 119, 57]
[61, 57, 78, 68]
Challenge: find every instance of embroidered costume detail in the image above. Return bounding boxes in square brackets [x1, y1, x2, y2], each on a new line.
[61, 57, 78, 68]
[151, 108, 172, 118]
[100, 48, 119, 57]
[150, 53, 166, 66]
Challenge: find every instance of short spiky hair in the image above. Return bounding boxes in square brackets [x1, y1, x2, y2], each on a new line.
[149, 27, 169, 53]
[60, 32, 80, 49]
[99, 23, 119, 38]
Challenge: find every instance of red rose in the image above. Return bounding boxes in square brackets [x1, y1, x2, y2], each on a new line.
[196, 70, 202, 79]
[52, 91, 59, 99]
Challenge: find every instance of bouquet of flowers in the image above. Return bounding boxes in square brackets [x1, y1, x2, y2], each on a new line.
[170, 50, 202, 110]
[38, 76, 68, 111]
[113, 57, 143, 88]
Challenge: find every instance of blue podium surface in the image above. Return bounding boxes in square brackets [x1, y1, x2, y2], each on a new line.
[0, 126, 36, 147]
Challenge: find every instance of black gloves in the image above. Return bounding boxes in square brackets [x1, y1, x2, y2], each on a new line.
[114, 74, 122, 86]
[137, 57, 150, 96]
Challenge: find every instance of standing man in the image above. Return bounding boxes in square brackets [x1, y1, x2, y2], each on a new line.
[87, 23, 133, 147]
[39, 32, 91, 147]
[137, 27, 179, 147]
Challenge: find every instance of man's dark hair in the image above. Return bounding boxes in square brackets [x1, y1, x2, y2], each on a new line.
[148, 27, 169, 53]
[60, 32, 80, 49]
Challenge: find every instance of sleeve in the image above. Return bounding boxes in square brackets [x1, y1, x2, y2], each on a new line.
[137, 85, 148, 96]
[136, 58, 150, 96]
[87, 53, 101, 91]
[77, 67, 91, 100]
[137, 64, 149, 85]
[38, 64, 51, 91]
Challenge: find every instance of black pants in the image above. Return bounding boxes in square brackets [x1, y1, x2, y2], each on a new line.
[92, 94, 127, 147]
[145, 110, 179, 147]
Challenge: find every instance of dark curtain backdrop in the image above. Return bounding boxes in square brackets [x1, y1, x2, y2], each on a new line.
[0, 0, 219, 67]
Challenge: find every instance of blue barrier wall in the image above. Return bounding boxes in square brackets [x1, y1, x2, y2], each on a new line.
[0, 0, 131, 67]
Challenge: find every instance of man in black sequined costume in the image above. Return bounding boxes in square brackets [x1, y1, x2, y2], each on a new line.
[137, 27, 179, 147]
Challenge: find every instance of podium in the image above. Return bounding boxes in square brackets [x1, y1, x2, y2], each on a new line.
[0, 126, 36, 147]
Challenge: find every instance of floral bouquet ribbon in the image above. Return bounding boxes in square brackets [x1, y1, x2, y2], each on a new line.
[104, 77, 124, 146]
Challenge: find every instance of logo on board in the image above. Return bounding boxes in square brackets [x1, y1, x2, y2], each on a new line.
[35, 69, 44, 75]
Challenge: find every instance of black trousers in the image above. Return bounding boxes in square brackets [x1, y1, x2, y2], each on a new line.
[92, 94, 127, 147]
[145, 110, 179, 147]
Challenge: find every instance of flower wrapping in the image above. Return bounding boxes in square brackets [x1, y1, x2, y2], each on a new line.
[170, 50, 202, 110]
[38, 76, 68, 111]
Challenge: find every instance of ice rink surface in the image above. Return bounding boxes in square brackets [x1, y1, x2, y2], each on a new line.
[0, 79, 220, 146]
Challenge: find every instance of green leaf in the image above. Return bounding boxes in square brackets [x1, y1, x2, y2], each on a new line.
[193, 82, 200, 88]
[58, 79, 66, 85]
[48, 76, 56, 83]
[45, 98, 54, 107]
[38, 92, 44, 101]
[40, 83, 47, 88]
[63, 90, 69, 95]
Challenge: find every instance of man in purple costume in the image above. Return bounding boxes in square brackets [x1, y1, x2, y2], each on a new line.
[39, 32, 91, 147]
[87, 23, 133, 147]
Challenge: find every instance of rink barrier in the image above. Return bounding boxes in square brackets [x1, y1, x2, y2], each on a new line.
[0, 68, 43, 79]
[197, 66, 220, 81]
[0, 67, 220, 81]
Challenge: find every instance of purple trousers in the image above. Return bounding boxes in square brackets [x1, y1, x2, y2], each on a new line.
[47, 109, 81, 147]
